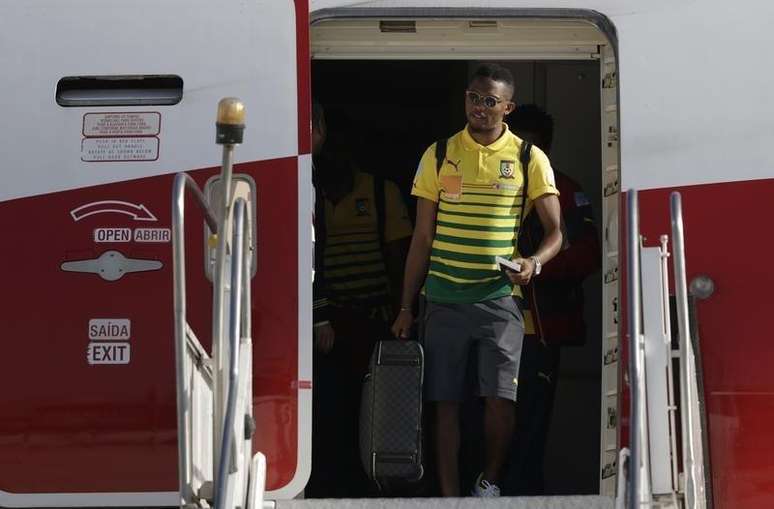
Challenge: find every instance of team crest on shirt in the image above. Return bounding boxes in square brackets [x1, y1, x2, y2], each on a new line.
[355, 198, 370, 216]
[499, 160, 516, 179]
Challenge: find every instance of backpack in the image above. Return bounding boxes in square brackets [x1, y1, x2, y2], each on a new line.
[434, 137, 533, 226]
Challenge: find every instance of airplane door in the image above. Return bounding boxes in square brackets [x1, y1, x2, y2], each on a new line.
[0, 0, 311, 505]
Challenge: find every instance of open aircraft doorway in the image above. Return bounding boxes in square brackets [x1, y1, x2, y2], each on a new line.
[309, 12, 619, 500]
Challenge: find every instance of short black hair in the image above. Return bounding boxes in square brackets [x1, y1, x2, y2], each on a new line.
[312, 99, 324, 132]
[509, 104, 554, 153]
[469, 63, 515, 99]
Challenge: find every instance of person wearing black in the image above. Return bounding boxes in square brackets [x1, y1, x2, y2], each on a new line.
[308, 107, 412, 497]
[307, 100, 339, 497]
[504, 104, 601, 495]
[312, 100, 335, 351]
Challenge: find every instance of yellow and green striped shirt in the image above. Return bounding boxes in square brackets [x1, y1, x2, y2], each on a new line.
[412, 124, 559, 304]
[324, 172, 413, 308]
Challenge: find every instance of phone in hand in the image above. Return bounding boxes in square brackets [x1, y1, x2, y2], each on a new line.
[495, 256, 521, 273]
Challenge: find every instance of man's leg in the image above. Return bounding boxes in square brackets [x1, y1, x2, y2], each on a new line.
[331, 308, 383, 497]
[483, 396, 516, 483]
[306, 342, 339, 497]
[501, 334, 540, 495]
[526, 340, 561, 493]
[423, 301, 473, 497]
[474, 296, 525, 488]
[436, 401, 461, 496]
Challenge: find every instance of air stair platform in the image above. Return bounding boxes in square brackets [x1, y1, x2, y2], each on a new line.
[276, 496, 614, 509]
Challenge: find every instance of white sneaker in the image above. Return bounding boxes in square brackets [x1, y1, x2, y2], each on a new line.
[471, 473, 501, 497]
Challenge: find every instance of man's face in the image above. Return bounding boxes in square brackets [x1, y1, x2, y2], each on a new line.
[465, 77, 515, 133]
[312, 113, 326, 156]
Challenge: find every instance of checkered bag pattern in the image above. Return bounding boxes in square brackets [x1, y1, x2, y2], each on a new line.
[359, 340, 424, 481]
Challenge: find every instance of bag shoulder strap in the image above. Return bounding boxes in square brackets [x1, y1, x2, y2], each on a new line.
[518, 141, 532, 225]
[517, 141, 544, 340]
[434, 138, 448, 174]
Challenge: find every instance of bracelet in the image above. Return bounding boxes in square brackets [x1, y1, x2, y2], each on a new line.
[400, 305, 411, 312]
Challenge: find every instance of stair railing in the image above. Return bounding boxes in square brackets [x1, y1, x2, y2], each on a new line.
[172, 98, 262, 509]
[172, 172, 219, 506]
[214, 198, 254, 509]
[619, 190, 711, 509]
[670, 192, 709, 509]
[626, 189, 653, 508]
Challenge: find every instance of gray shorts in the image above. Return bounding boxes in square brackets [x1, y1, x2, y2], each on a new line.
[423, 296, 524, 402]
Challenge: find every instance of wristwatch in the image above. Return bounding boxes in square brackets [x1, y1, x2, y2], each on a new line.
[530, 256, 542, 276]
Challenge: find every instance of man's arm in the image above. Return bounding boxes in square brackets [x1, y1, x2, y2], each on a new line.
[540, 218, 600, 282]
[381, 179, 414, 314]
[510, 193, 562, 285]
[384, 237, 411, 313]
[539, 178, 600, 281]
[313, 192, 335, 352]
[313, 269, 335, 353]
[391, 198, 438, 338]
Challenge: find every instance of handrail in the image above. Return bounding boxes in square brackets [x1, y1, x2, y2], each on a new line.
[175, 173, 219, 233]
[213, 144, 237, 481]
[172, 172, 219, 505]
[240, 198, 252, 344]
[627, 189, 652, 508]
[214, 198, 248, 509]
[670, 192, 706, 508]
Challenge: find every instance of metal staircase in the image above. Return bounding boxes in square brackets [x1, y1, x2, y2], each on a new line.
[172, 98, 265, 509]
[619, 190, 711, 508]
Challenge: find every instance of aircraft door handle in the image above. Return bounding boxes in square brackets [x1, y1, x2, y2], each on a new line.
[61, 250, 162, 281]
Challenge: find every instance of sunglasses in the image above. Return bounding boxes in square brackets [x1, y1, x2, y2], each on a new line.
[465, 90, 504, 109]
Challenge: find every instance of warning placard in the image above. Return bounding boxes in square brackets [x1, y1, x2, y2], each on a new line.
[81, 137, 159, 162]
[83, 112, 161, 137]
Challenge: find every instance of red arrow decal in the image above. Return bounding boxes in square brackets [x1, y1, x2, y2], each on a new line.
[70, 200, 158, 222]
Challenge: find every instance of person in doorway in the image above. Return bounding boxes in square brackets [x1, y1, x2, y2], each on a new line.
[503, 104, 601, 495]
[312, 100, 335, 351]
[391, 63, 562, 497]
[314, 132, 413, 496]
[306, 99, 339, 498]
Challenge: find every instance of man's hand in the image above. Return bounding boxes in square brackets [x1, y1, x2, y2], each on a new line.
[391, 309, 413, 340]
[505, 257, 536, 286]
[314, 322, 335, 353]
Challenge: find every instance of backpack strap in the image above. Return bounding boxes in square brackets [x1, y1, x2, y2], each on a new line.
[518, 141, 532, 228]
[374, 175, 386, 250]
[434, 138, 448, 174]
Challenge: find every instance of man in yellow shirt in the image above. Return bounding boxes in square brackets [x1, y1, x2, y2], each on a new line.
[317, 140, 413, 322]
[392, 63, 562, 497]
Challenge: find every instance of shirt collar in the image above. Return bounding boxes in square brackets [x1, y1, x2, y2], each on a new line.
[461, 123, 512, 152]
